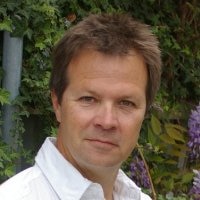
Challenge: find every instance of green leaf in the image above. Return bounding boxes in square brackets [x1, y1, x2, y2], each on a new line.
[0, 7, 6, 16]
[151, 114, 161, 135]
[0, 88, 10, 105]
[165, 159, 177, 165]
[148, 125, 157, 145]
[0, 18, 12, 32]
[4, 166, 14, 177]
[166, 123, 187, 132]
[159, 133, 176, 144]
[11, 17, 28, 37]
[149, 154, 165, 163]
[0, 161, 4, 169]
[181, 172, 194, 184]
[173, 143, 189, 151]
[170, 149, 186, 157]
[165, 125, 185, 143]
[163, 178, 174, 190]
[25, 28, 33, 40]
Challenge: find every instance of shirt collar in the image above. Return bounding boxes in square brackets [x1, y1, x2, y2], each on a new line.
[114, 170, 141, 199]
[35, 137, 103, 200]
[35, 137, 141, 200]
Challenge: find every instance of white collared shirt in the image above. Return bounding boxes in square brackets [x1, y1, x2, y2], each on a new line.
[0, 137, 151, 200]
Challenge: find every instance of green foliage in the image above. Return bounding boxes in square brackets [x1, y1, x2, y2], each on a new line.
[0, 88, 10, 106]
[0, 141, 19, 181]
[110, 0, 200, 112]
[0, 79, 17, 181]
[0, 0, 199, 198]
[157, 193, 191, 200]
[140, 110, 196, 196]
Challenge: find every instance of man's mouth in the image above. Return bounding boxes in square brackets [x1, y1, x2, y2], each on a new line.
[85, 138, 118, 150]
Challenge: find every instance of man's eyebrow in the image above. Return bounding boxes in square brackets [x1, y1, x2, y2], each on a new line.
[83, 89, 100, 96]
[83, 90, 143, 101]
[117, 95, 142, 102]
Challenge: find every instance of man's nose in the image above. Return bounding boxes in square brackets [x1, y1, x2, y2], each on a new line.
[93, 103, 118, 131]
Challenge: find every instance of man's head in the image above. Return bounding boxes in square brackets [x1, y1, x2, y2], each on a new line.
[50, 13, 162, 175]
[49, 13, 161, 111]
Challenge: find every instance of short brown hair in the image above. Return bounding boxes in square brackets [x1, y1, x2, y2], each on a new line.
[50, 13, 162, 111]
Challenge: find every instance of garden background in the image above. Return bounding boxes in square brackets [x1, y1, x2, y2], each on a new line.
[0, 0, 199, 199]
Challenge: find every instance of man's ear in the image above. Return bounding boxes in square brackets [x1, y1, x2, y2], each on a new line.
[51, 90, 61, 123]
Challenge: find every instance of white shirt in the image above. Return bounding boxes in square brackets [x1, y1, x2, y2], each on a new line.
[0, 137, 151, 200]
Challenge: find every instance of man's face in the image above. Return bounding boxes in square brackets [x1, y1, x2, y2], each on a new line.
[52, 49, 147, 172]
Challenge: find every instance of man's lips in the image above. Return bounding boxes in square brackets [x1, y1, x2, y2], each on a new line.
[85, 138, 118, 147]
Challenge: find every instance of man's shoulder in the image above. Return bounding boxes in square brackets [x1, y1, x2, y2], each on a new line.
[0, 166, 41, 200]
[140, 192, 152, 200]
[116, 170, 152, 200]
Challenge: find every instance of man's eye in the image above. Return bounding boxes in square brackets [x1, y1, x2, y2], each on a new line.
[119, 100, 135, 107]
[79, 96, 95, 103]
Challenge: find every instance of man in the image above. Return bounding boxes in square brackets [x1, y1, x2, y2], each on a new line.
[0, 13, 161, 199]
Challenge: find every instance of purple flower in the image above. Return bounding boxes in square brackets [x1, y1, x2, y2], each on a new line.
[130, 156, 150, 189]
[187, 103, 200, 162]
[189, 170, 200, 199]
